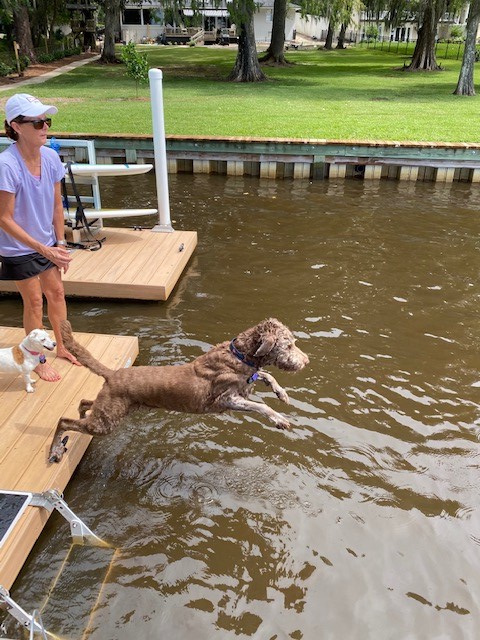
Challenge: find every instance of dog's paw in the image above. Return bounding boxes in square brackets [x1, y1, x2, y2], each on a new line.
[48, 449, 63, 464]
[272, 414, 291, 430]
[275, 388, 290, 404]
[26, 386, 35, 393]
[48, 436, 68, 464]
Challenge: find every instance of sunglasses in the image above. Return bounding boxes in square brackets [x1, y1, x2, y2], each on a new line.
[18, 118, 52, 130]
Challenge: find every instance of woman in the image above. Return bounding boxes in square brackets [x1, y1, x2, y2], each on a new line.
[0, 93, 80, 382]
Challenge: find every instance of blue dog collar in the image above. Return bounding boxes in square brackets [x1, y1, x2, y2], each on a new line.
[229, 339, 259, 384]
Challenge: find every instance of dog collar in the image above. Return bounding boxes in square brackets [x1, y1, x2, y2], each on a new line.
[24, 347, 46, 364]
[229, 339, 259, 384]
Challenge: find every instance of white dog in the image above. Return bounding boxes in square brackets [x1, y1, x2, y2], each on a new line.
[0, 329, 56, 392]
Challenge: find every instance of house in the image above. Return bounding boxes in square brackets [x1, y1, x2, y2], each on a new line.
[120, 0, 297, 44]
[358, 5, 470, 42]
[120, 0, 474, 47]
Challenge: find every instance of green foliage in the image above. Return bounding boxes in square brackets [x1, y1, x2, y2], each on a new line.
[19, 55, 30, 71]
[365, 24, 379, 40]
[65, 46, 82, 56]
[298, 0, 361, 27]
[227, 0, 260, 28]
[448, 24, 464, 42]
[120, 41, 149, 97]
[38, 52, 55, 63]
[0, 61, 13, 76]
[37, 47, 81, 63]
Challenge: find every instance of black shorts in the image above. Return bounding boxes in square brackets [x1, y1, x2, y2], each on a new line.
[0, 252, 56, 281]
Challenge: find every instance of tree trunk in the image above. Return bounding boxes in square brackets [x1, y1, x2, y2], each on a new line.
[228, 12, 267, 82]
[324, 22, 334, 50]
[405, 1, 442, 71]
[101, 0, 121, 63]
[454, 0, 480, 95]
[336, 22, 347, 49]
[259, 0, 289, 65]
[13, 4, 37, 63]
[47, 0, 59, 48]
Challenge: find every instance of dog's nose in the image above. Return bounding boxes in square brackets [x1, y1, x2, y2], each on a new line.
[53, 342, 57, 347]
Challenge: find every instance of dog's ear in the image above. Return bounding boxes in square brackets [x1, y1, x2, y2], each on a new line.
[254, 335, 276, 357]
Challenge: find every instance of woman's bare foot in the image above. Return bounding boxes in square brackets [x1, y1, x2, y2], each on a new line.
[34, 361, 61, 382]
[56, 347, 82, 366]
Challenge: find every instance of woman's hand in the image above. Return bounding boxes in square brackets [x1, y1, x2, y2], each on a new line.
[43, 245, 72, 273]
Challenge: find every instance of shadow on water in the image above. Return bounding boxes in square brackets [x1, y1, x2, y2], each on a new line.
[2, 175, 480, 639]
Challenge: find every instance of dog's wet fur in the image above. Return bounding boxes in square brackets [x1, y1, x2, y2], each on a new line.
[48, 318, 309, 463]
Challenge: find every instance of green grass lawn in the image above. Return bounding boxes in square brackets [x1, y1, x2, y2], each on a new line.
[2, 45, 479, 143]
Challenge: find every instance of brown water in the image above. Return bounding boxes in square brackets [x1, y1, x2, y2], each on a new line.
[2, 175, 480, 639]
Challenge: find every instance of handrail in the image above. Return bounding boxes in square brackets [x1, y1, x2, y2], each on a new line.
[190, 28, 205, 43]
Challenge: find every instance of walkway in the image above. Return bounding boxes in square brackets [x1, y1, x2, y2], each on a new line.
[0, 54, 101, 92]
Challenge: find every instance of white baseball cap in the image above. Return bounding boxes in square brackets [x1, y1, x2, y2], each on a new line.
[5, 93, 58, 125]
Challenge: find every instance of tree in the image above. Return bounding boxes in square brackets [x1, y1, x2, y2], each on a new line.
[299, 0, 359, 51]
[227, 0, 266, 82]
[13, 2, 37, 63]
[404, 0, 445, 71]
[454, 0, 480, 95]
[324, 20, 334, 48]
[336, 21, 347, 48]
[121, 41, 149, 96]
[99, 0, 122, 63]
[259, 0, 290, 66]
[31, 0, 71, 50]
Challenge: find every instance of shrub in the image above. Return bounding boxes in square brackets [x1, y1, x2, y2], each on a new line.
[38, 52, 55, 63]
[0, 61, 13, 76]
[365, 25, 379, 41]
[64, 46, 81, 57]
[449, 25, 464, 40]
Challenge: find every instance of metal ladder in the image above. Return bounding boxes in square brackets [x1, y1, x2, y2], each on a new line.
[0, 489, 105, 637]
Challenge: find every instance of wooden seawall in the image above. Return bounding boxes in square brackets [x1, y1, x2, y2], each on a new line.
[56, 133, 480, 183]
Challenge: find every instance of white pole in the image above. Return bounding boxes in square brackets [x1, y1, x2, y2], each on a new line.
[149, 68, 174, 232]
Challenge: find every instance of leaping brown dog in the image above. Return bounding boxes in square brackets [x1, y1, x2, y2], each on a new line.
[48, 318, 309, 463]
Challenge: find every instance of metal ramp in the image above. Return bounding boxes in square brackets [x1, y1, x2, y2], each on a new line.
[0, 489, 106, 638]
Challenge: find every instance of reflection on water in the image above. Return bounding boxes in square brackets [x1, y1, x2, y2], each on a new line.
[2, 175, 480, 639]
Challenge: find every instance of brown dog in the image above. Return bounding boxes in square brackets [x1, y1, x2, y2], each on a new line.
[48, 318, 309, 463]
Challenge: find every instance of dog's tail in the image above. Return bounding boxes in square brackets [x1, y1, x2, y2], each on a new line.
[60, 320, 113, 380]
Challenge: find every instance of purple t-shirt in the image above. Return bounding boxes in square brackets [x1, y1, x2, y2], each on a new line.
[0, 143, 65, 257]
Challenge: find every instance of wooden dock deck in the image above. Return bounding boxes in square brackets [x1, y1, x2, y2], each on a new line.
[0, 325, 139, 591]
[0, 227, 197, 302]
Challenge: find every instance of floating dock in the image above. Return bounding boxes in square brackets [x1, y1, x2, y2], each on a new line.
[0, 227, 197, 301]
[0, 325, 138, 591]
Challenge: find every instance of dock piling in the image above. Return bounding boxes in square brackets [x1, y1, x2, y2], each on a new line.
[148, 68, 174, 232]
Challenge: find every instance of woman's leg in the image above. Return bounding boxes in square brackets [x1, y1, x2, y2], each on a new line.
[15, 273, 61, 382]
[38, 267, 81, 366]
